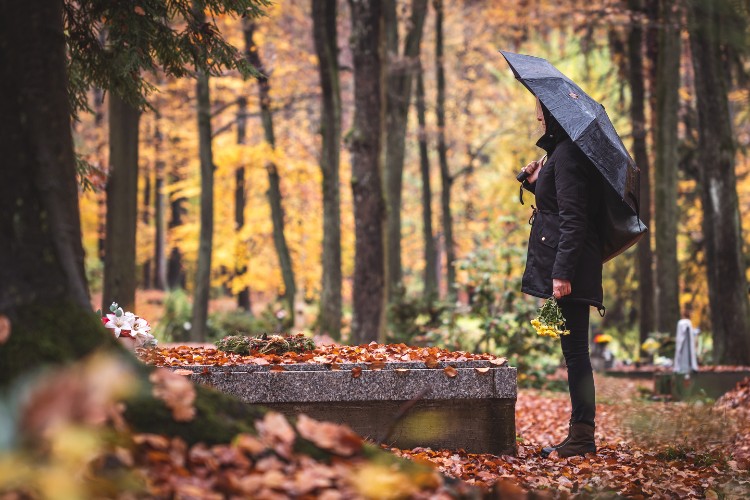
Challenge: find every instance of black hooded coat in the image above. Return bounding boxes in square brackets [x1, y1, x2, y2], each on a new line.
[522, 107, 606, 311]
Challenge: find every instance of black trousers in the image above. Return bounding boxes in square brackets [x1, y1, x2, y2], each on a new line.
[559, 301, 596, 427]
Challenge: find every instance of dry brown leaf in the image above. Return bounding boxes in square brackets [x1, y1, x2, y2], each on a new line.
[489, 357, 508, 366]
[173, 369, 194, 376]
[150, 368, 196, 422]
[295, 414, 363, 457]
[369, 359, 386, 371]
[0, 315, 10, 345]
[444, 366, 458, 378]
[234, 433, 267, 456]
[134, 5, 146, 15]
[351, 366, 362, 379]
[270, 365, 286, 373]
[425, 356, 439, 369]
[255, 412, 295, 459]
[475, 367, 491, 374]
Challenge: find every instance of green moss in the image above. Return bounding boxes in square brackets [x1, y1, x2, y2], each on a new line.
[0, 300, 113, 387]
[123, 381, 266, 445]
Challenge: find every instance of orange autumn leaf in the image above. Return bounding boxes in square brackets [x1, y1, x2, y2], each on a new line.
[444, 366, 458, 378]
[150, 368, 196, 422]
[295, 414, 363, 457]
[424, 356, 439, 369]
[351, 366, 362, 379]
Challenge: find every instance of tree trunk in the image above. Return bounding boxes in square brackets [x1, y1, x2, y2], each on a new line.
[653, 0, 681, 333]
[416, 66, 437, 304]
[235, 96, 252, 312]
[434, 0, 456, 301]
[628, 0, 656, 354]
[142, 162, 152, 289]
[0, 0, 90, 316]
[103, 94, 141, 312]
[688, 0, 750, 365]
[190, 2, 215, 342]
[348, 0, 386, 344]
[384, 0, 429, 299]
[167, 158, 187, 289]
[312, 0, 343, 339]
[244, 19, 296, 326]
[153, 117, 167, 290]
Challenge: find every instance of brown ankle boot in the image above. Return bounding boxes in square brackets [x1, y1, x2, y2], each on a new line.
[541, 423, 572, 458]
[555, 422, 596, 458]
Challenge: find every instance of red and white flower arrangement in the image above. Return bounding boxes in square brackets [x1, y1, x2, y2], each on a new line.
[101, 302, 157, 348]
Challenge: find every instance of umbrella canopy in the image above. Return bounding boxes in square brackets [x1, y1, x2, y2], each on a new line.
[500, 51, 641, 215]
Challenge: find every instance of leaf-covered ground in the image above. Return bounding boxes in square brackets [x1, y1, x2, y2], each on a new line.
[135, 344, 750, 498]
[394, 375, 750, 498]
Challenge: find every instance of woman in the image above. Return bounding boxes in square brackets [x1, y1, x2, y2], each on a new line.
[520, 98, 604, 458]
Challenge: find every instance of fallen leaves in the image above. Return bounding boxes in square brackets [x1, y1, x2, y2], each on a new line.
[296, 414, 363, 457]
[255, 412, 295, 459]
[393, 377, 750, 497]
[444, 366, 458, 378]
[136, 342, 508, 369]
[149, 368, 196, 422]
[351, 366, 362, 379]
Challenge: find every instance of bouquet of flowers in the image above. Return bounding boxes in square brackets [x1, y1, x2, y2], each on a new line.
[530, 297, 570, 339]
[101, 302, 157, 348]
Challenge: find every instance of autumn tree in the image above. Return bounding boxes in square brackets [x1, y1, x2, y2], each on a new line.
[244, 19, 297, 325]
[688, 0, 750, 364]
[653, 0, 681, 333]
[415, 65, 438, 303]
[348, 0, 387, 343]
[312, 0, 343, 339]
[627, 0, 656, 351]
[234, 95, 252, 311]
[190, 2, 216, 342]
[384, 0, 429, 300]
[103, 96, 140, 311]
[152, 111, 168, 290]
[434, 0, 456, 301]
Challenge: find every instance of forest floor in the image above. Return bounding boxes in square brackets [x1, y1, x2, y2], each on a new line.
[394, 375, 750, 498]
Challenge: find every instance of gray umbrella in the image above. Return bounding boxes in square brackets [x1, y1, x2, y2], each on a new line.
[500, 50, 640, 214]
[501, 50, 646, 261]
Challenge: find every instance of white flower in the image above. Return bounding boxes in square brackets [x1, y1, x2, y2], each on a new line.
[131, 317, 151, 336]
[105, 313, 132, 338]
[123, 311, 136, 324]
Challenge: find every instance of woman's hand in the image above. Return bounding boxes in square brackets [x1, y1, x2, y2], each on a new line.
[524, 159, 544, 184]
[553, 279, 571, 299]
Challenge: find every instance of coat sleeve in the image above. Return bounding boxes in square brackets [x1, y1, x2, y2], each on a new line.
[552, 145, 593, 281]
[522, 179, 536, 193]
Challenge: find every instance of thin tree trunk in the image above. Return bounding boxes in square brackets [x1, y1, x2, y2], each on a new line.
[103, 94, 140, 312]
[434, 0, 455, 301]
[688, 0, 750, 365]
[628, 0, 656, 354]
[142, 162, 152, 289]
[416, 66, 437, 304]
[235, 96, 252, 312]
[653, 0, 681, 333]
[348, 0, 386, 344]
[153, 116, 167, 290]
[312, 0, 343, 339]
[190, 2, 214, 342]
[167, 159, 186, 289]
[384, 0, 429, 299]
[244, 19, 296, 325]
